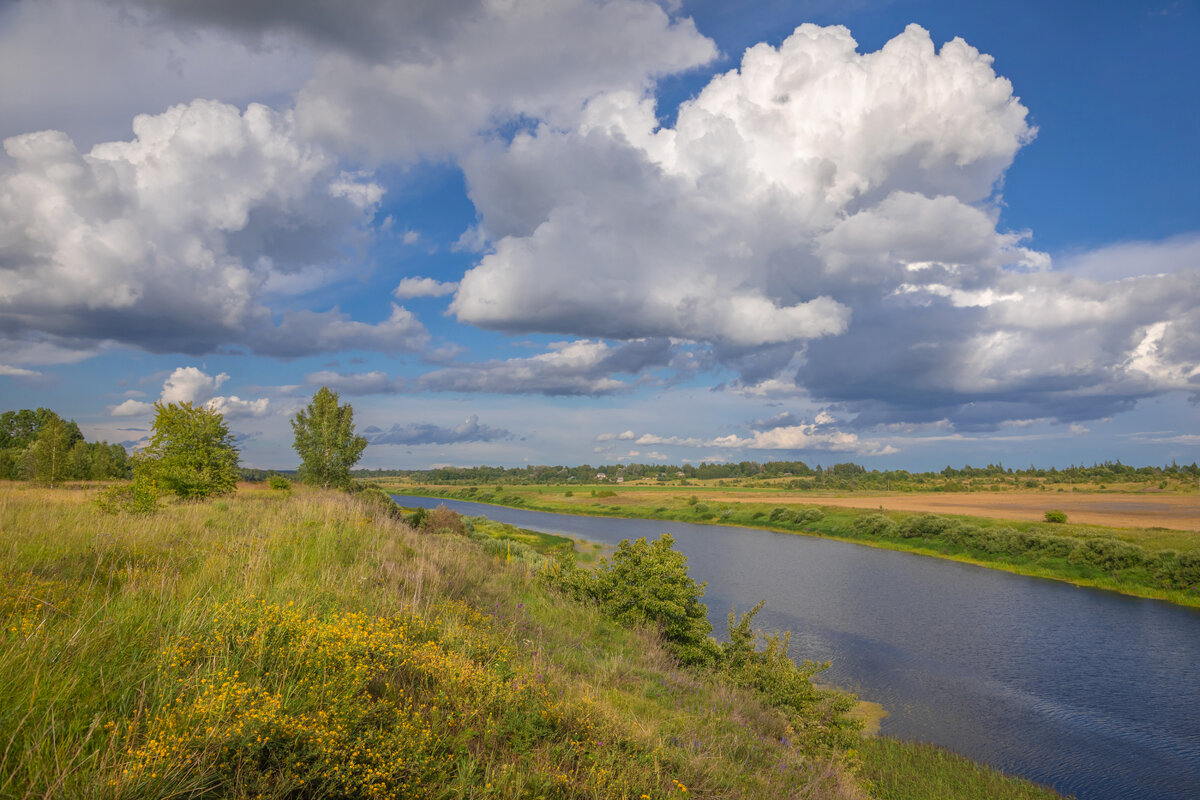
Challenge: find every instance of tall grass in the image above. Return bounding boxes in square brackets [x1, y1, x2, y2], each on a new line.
[2, 483, 874, 799]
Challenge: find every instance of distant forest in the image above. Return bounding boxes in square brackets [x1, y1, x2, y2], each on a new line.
[0, 408, 130, 482]
[356, 459, 1200, 491]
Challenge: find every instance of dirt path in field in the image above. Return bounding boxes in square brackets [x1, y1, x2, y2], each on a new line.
[711, 492, 1200, 530]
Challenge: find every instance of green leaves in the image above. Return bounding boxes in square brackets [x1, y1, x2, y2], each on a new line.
[291, 386, 367, 489]
[140, 402, 239, 499]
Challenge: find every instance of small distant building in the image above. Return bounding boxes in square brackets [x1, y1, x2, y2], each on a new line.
[676, 471, 685, 477]
[596, 472, 607, 480]
[616, 476, 624, 483]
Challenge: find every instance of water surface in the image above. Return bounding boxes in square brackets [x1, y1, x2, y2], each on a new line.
[393, 495, 1200, 800]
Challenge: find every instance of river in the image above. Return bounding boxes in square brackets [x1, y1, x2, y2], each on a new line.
[391, 495, 1200, 800]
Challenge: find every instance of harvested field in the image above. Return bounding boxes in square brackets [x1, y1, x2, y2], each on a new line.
[771, 492, 1200, 531]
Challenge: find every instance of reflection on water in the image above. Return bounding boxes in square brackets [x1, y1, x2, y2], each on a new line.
[392, 496, 1200, 800]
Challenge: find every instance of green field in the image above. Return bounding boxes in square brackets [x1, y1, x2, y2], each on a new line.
[0, 481, 1068, 799]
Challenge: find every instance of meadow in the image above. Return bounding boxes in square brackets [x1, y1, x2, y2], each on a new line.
[0, 481, 1066, 799]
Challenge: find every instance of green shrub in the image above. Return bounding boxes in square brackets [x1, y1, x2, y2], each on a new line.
[722, 602, 858, 753]
[692, 503, 710, 515]
[1032, 534, 1078, 558]
[94, 479, 159, 515]
[1151, 551, 1200, 589]
[545, 535, 719, 667]
[1044, 510, 1068, 524]
[267, 474, 291, 491]
[1070, 537, 1147, 571]
[852, 513, 895, 537]
[897, 514, 955, 539]
[769, 507, 792, 523]
[405, 507, 429, 529]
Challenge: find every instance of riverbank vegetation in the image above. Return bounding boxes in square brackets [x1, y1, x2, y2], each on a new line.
[385, 483, 1200, 608]
[0, 482, 1065, 799]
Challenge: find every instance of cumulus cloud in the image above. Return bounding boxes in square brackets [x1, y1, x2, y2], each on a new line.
[364, 414, 509, 445]
[393, 277, 459, 299]
[418, 338, 672, 396]
[108, 366, 271, 418]
[0, 99, 424, 359]
[452, 24, 1036, 355]
[0, 364, 41, 377]
[449, 22, 1200, 429]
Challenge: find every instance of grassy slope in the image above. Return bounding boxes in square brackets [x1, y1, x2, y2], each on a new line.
[0, 483, 1063, 799]
[384, 482, 1200, 607]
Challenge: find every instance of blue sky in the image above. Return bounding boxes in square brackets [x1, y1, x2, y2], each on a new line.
[1, 0, 1197, 471]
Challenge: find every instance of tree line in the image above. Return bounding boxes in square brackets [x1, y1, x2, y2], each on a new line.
[359, 458, 1200, 487]
[1, 408, 130, 486]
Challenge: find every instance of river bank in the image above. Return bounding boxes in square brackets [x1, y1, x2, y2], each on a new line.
[382, 482, 1200, 608]
[389, 493, 1200, 800]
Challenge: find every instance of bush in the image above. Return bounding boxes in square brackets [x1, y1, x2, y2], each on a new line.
[797, 508, 824, 523]
[421, 504, 467, 536]
[546, 535, 719, 667]
[852, 513, 895, 537]
[1034, 535, 1079, 559]
[267, 474, 291, 491]
[897, 514, 956, 539]
[406, 507, 429, 529]
[722, 602, 859, 752]
[1044, 510, 1068, 524]
[353, 486, 403, 519]
[692, 503, 710, 515]
[94, 479, 159, 515]
[1151, 551, 1200, 590]
[1070, 537, 1147, 571]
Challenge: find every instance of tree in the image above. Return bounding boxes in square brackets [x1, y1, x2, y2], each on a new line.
[291, 386, 367, 489]
[29, 412, 74, 487]
[140, 402, 239, 499]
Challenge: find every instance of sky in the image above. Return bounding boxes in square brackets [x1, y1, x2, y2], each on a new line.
[1, 0, 1198, 472]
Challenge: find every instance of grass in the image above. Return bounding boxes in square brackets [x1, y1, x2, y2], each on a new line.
[386, 482, 1200, 608]
[0, 481, 1065, 799]
[859, 739, 1067, 800]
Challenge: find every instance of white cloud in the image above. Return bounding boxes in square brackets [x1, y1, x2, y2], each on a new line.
[393, 277, 459, 299]
[452, 24, 1037, 351]
[161, 366, 229, 405]
[0, 99, 414, 359]
[0, 364, 41, 377]
[108, 366, 270, 419]
[206, 395, 272, 418]
[109, 399, 155, 417]
[596, 430, 636, 442]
